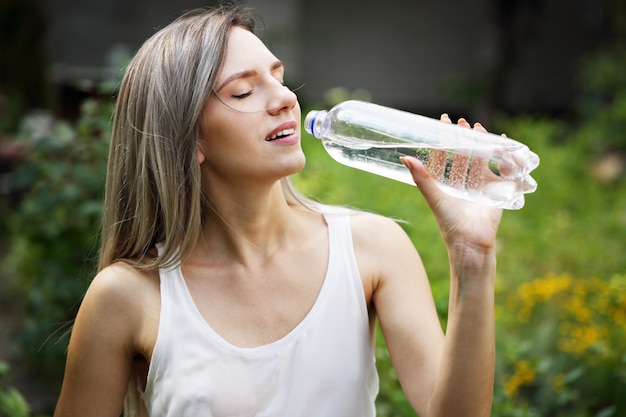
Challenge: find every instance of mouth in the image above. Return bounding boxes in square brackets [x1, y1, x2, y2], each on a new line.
[266, 128, 296, 141]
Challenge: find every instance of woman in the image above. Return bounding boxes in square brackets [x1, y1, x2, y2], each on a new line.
[54, 5, 502, 417]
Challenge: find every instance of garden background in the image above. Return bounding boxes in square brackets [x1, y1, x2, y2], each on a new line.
[1, 1, 626, 416]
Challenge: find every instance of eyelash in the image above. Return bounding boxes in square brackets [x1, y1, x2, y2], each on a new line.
[232, 92, 252, 99]
[231, 82, 289, 100]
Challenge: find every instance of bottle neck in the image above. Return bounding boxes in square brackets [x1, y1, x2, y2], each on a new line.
[304, 110, 328, 138]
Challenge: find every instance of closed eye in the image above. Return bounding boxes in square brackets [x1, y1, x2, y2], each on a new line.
[232, 91, 253, 99]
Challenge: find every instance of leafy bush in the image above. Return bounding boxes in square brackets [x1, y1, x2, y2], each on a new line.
[492, 115, 626, 283]
[4, 98, 112, 379]
[486, 45, 626, 415]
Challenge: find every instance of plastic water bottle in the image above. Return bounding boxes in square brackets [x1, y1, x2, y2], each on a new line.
[304, 100, 539, 210]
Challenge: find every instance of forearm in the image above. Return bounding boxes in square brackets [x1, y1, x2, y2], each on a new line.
[429, 245, 496, 417]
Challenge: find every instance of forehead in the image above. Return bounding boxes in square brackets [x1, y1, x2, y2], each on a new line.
[217, 27, 279, 82]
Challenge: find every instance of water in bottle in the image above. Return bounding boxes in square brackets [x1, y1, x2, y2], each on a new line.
[304, 100, 540, 210]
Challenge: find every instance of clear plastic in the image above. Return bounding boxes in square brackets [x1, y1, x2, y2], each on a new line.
[304, 100, 540, 210]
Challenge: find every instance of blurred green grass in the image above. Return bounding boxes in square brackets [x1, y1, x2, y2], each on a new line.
[294, 102, 626, 417]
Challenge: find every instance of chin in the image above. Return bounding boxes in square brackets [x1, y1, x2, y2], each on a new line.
[291, 153, 307, 174]
[281, 152, 307, 177]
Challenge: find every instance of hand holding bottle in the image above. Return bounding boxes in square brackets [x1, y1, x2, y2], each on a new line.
[400, 115, 503, 259]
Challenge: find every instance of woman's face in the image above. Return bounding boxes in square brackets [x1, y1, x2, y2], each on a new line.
[198, 26, 304, 188]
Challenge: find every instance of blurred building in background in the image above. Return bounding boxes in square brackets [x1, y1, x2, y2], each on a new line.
[3, 0, 618, 123]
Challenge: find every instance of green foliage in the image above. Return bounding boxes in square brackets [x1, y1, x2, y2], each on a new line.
[294, 46, 626, 417]
[494, 273, 626, 417]
[486, 47, 626, 415]
[575, 47, 626, 154]
[492, 115, 626, 283]
[0, 361, 49, 417]
[4, 98, 112, 379]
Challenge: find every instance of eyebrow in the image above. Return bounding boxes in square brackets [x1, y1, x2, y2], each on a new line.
[216, 60, 284, 92]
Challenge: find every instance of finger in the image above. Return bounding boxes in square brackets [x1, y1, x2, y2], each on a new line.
[473, 122, 488, 133]
[429, 114, 451, 180]
[450, 155, 469, 189]
[428, 150, 447, 179]
[449, 118, 471, 189]
[400, 156, 442, 206]
[473, 123, 514, 177]
[457, 117, 471, 128]
[467, 121, 491, 189]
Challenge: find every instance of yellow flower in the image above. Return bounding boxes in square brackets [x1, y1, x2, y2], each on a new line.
[505, 272, 626, 360]
[558, 323, 607, 355]
[514, 273, 572, 322]
[504, 361, 536, 397]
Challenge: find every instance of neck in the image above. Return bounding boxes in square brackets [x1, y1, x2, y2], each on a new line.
[197, 181, 298, 265]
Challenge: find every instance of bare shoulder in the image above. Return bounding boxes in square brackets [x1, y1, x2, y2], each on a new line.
[349, 211, 423, 295]
[78, 262, 160, 352]
[349, 211, 416, 253]
[55, 264, 160, 416]
[86, 262, 158, 314]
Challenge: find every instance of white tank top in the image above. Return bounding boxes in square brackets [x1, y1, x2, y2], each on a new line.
[142, 210, 379, 416]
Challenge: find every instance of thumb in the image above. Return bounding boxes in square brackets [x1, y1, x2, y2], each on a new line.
[400, 156, 440, 197]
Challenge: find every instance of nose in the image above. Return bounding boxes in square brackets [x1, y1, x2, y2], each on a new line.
[267, 79, 298, 115]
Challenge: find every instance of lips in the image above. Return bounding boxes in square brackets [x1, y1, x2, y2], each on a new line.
[265, 121, 298, 142]
[266, 128, 296, 141]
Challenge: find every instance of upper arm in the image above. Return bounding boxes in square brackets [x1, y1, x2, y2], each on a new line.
[351, 213, 444, 414]
[54, 264, 149, 417]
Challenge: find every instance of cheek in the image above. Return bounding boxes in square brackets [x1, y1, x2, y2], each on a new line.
[200, 109, 251, 154]
[199, 116, 260, 171]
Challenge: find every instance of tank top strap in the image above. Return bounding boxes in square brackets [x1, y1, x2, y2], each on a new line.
[320, 207, 369, 321]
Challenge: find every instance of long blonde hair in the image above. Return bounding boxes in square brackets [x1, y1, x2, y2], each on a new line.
[100, 5, 311, 274]
[99, 6, 315, 415]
